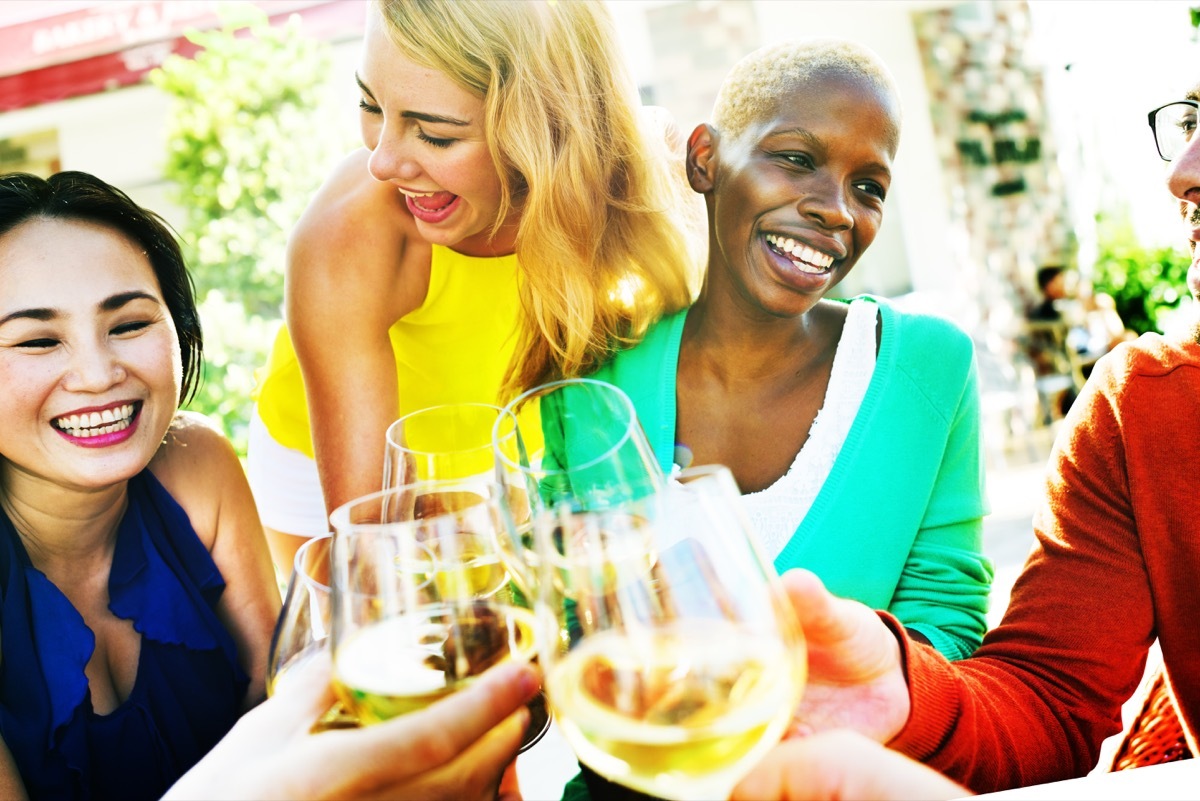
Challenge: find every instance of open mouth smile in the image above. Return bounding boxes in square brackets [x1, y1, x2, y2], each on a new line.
[52, 402, 140, 439]
[765, 233, 836, 275]
[399, 188, 461, 223]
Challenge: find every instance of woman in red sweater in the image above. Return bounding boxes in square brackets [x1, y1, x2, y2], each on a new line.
[740, 75, 1200, 796]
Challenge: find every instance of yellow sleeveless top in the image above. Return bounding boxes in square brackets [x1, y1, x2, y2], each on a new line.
[254, 244, 538, 460]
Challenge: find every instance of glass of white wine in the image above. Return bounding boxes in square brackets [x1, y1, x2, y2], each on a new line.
[328, 481, 544, 743]
[494, 378, 663, 518]
[385, 403, 536, 589]
[384, 402, 513, 487]
[492, 378, 665, 607]
[381, 403, 551, 748]
[266, 534, 359, 730]
[534, 465, 806, 801]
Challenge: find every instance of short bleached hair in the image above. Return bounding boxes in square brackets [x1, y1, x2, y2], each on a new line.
[712, 38, 901, 142]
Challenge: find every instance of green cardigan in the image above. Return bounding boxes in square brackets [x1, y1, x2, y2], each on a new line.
[590, 296, 994, 660]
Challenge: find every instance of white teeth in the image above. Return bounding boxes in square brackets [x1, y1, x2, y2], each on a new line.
[398, 189, 441, 198]
[53, 404, 136, 438]
[765, 234, 836, 272]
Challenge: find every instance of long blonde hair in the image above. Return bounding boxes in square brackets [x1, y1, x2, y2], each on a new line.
[376, 0, 699, 392]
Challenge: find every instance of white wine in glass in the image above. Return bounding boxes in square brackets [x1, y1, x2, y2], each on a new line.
[333, 599, 539, 723]
[329, 482, 548, 746]
[536, 466, 806, 801]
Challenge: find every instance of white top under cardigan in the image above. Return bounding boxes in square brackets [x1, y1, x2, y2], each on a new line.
[737, 299, 878, 559]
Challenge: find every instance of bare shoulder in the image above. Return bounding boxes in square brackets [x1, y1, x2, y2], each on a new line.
[292, 150, 407, 246]
[151, 411, 236, 473]
[148, 411, 243, 550]
[286, 148, 430, 323]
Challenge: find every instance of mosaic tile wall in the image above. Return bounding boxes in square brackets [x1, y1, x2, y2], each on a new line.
[912, 0, 1073, 328]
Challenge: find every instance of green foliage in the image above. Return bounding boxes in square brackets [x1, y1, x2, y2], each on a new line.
[189, 293, 282, 451]
[150, 4, 344, 452]
[1092, 219, 1191, 335]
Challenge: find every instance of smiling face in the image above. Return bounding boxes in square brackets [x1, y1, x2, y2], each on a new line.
[1167, 81, 1200, 299]
[0, 218, 181, 493]
[357, 5, 514, 256]
[692, 70, 899, 318]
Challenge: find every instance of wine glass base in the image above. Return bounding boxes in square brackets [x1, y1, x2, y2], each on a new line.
[519, 690, 553, 753]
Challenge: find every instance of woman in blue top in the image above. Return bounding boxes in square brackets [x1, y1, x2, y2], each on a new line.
[592, 39, 993, 661]
[0, 171, 280, 799]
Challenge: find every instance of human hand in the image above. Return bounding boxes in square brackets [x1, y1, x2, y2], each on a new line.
[732, 730, 969, 801]
[165, 654, 539, 801]
[781, 569, 911, 742]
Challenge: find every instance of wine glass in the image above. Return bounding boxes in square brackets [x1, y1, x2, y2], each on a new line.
[532, 465, 806, 801]
[266, 534, 359, 730]
[493, 378, 663, 517]
[384, 402, 515, 488]
[328, 481, 547, 749]
[382, 403, 535, 589]
[492, 378, 666, 615]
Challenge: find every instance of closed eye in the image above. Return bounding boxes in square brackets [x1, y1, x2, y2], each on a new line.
[358, 98, 381, 115]
[112, 320, 152, 336]
[16, 337, 58, 349]
[417, 130, 454, 149]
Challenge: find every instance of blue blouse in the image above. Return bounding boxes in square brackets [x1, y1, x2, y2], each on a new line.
[0, 471, 249, 800]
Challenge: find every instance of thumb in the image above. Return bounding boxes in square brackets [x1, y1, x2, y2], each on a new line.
[780, 569, 848, 641]
[779, 569, 898, 681]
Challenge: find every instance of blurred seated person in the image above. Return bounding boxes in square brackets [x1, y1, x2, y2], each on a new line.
[0, 171, 279, 799]
[1024, 264, 1083, 417]
[1028, 263, 1069, 321]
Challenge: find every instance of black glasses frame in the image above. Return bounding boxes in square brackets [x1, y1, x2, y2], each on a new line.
[1147, 100, 1200, 162]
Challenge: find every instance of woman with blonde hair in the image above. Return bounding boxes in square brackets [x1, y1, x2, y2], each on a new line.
[248, 0, 699, 575]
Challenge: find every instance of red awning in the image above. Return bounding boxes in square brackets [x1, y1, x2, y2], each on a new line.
[0, 0, 365, 112]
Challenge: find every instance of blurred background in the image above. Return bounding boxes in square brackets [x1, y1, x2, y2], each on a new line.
[1, 0, 1197, 464]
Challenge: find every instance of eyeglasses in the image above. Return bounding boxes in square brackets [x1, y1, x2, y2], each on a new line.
[1147, 100, 1198, 162]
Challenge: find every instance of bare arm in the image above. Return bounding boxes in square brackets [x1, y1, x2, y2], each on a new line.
[0, 736, 29, 801]
[285, 150, 430, 518]
[152, 412, 281, 706]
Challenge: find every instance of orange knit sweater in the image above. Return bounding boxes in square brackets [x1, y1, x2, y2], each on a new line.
[889, 331, 1200, 792]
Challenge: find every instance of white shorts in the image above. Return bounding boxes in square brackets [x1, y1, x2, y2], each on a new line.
[247, 409, 331, 538]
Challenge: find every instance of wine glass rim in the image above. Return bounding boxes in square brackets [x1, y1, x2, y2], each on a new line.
[293, 533, 332, 594]
[328, 478, 503, 534]
[492, 378, 640, 476]
[385, 402, 510, 459]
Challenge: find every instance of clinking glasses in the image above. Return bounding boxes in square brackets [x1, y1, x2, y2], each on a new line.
[1148, 100, 1198, 162]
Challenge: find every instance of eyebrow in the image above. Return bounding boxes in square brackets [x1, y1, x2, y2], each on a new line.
[355, 73, 471, 127]
[0, 291, 161, 327]
[765, 127, 894, 177]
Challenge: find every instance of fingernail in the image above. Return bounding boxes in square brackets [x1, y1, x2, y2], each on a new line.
[518, 665, 540, 698]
